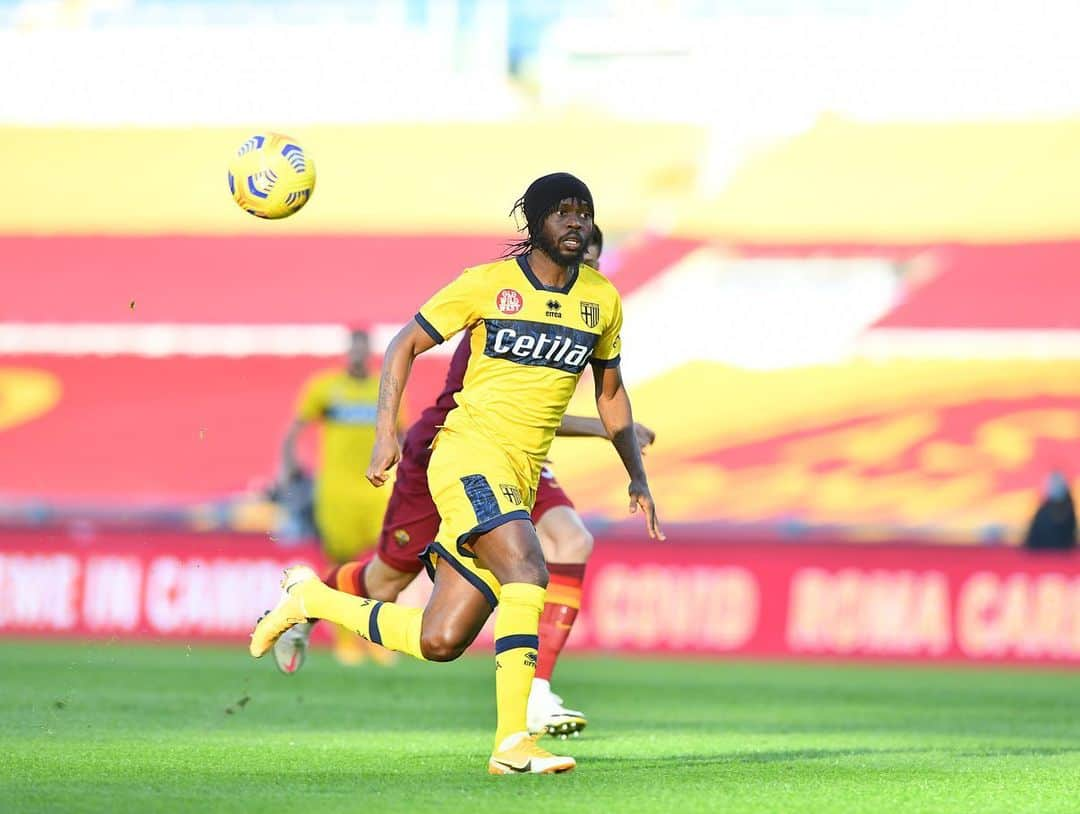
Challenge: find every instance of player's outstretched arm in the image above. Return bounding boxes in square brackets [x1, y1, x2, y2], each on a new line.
[367, 320, 437, 487]
[279, 418, 308, 482]
[591, 361, 665, 540]
[556, 414, 656, 452]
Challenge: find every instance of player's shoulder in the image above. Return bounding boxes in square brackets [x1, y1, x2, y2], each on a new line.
[296, 367, 341, 406]
[459, 257, 518, 282]
[576, 263, 621, 304]
[305, 366, 343, 385]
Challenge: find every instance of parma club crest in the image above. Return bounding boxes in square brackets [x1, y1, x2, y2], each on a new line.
[499, 484, 524, 505]
[580, 301, 600, 328]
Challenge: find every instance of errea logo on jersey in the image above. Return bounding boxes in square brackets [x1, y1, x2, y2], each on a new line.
[483, 319, 599, 374]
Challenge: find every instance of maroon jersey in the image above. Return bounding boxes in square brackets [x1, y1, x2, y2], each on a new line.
[397, 330, 473, 490]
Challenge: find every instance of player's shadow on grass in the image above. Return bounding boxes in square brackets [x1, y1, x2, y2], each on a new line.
[609, 708, 1071, 742]
[955, 746, 1080, 758]
[585, 746, 933, 768]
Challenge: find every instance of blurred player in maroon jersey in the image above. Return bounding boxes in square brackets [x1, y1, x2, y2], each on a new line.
[273, 226, 655, 737]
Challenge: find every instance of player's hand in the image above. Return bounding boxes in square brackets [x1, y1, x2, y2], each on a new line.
[633, 422, 656, 454]
[628, 479, 665, 541]
[276, 461, 302, 491]
[367, 434, 401, 487]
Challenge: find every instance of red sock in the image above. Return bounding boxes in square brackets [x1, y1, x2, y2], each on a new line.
[535, 562, 585, 682]
[323, 551, 374, 597]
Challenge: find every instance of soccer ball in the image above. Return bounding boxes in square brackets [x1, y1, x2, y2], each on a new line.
[227, 133, 316, 219]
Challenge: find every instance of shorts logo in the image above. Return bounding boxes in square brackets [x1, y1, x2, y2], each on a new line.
[393, 529, 411, 546]
[496, 288, 523, 315]
[500, 484, 523, 505]
[580, 301, 600, 329]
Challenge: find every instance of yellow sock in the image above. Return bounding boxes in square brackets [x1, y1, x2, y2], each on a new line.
[493, 582, 546, 748]
[332, 623, 366, 665]
[300, 584, 426, 661]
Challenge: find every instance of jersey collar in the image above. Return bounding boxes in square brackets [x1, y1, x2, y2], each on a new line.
[516, 254, 579, 294]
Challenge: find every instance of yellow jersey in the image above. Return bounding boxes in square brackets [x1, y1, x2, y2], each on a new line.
[415, 255, 623, 462]
[296, 369, 381, 488]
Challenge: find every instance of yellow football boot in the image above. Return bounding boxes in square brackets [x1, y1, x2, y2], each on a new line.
[249, 565, 320, 658]
[488, 732, 576, 775]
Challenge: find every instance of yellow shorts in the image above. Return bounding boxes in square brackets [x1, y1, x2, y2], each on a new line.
[420, 421, 540, 607]
[314, 482, 391, 563]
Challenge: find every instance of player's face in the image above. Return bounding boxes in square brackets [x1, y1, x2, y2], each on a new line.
[347, 332, 370, 371]
[536, 198, 593, 265]
[583, 239, 601, 268]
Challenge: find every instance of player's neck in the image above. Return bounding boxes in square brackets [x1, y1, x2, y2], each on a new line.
[527, 249, 573, 289]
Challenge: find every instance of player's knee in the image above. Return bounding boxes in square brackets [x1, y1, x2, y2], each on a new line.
[514, 549, 549, 589]
[564, 527, 594, 560]
[419, 626, 470, 662]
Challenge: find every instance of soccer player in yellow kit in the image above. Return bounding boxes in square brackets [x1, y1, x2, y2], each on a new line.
[279, 328, 395, 664]
[251, 173, 663, 774]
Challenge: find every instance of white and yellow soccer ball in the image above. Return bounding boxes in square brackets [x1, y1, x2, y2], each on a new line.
[227, 133, 315, 219]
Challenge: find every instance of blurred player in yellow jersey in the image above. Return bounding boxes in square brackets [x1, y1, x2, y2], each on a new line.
[279, 328, 396, 665]
[252, 173, 663, 774]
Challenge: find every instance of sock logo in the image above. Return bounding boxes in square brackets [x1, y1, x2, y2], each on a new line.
[524, 651, 537, 668]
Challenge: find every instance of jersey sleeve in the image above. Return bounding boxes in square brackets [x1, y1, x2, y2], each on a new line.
[414, 270, 481, 345]
[295, 373, 328, 421]
[591, 290, 623, 367]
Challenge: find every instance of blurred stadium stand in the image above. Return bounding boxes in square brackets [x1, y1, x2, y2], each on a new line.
[2, 0, 1080, 547]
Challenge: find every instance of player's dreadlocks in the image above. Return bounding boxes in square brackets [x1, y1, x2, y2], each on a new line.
[504, 172, 594, 257]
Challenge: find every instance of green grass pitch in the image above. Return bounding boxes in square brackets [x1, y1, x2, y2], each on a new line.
[3, 641, 1079, 813]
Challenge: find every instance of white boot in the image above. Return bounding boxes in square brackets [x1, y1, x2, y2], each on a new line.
[527, 678, 588, 738]
[272, 620, 313, 674]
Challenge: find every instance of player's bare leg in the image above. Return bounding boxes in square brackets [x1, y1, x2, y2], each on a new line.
[366, 553, 420, 600]
[413, 557, 492, 659]
[530, 506, 592, 737]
